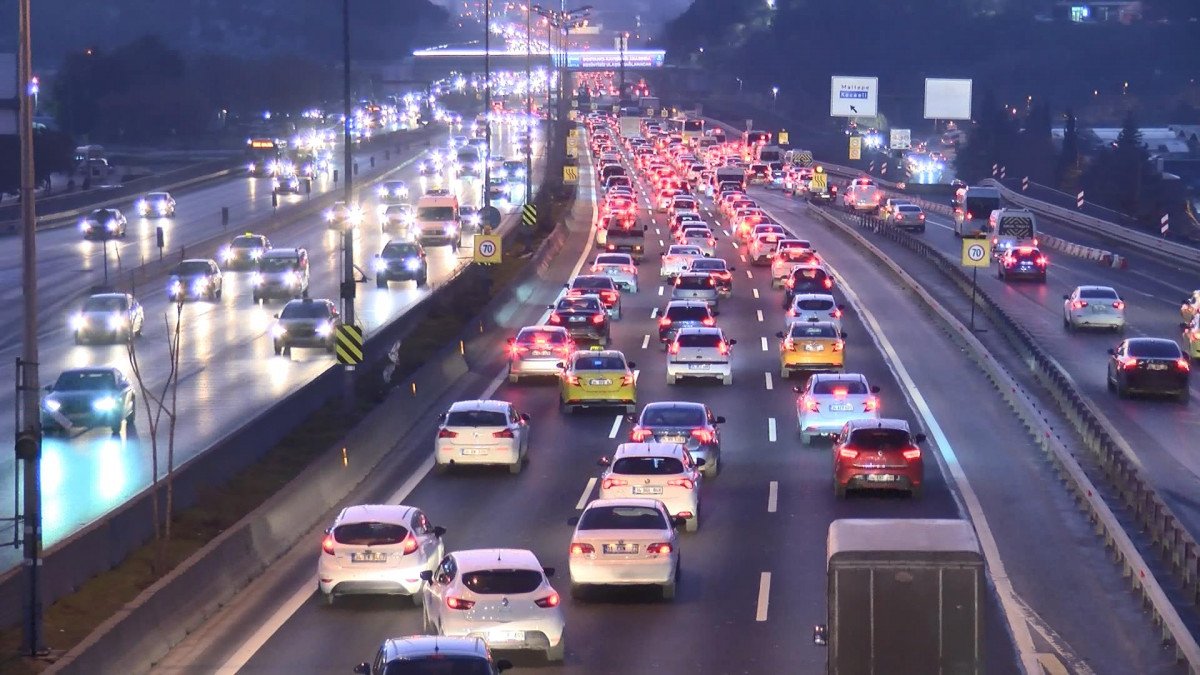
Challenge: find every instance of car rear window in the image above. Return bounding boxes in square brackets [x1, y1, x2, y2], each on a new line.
[333, 522, 409, 546]
[666, 305, 710, 321]
[667, 246, 701, 256]
[460, 569, 543, 594]
[812, 380, 867, 395]
[516, 329, 566, 344]
[1127, 340, 1183, 358]
[383, 658, 494, 675]
[791, 324, 837, 338]
[794, 299, 833, 311]
[778, 240, 811, 250]
[578, 505, 668, 530]
[641, 406, 706, 427]
[574, 355, 625, 370]
[792, 268, 827, 280]
[558, 298, 602, 312]
[1079, 288, 1118, 300]
[689, 259, 725, 271]
[677, 333, 721, 347]
[612, 456, 685, 474]
[897, 205, 922, 213]
[573, 277, 615, 290]
[848, 428, 912, 450]
[445, 410, 508, 427]
[676, 275, 714, 290]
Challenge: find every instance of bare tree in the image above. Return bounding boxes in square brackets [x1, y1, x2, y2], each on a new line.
[126, 298, 184, 572]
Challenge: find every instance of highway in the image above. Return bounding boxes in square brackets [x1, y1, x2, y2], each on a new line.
[0, 115, 547, 569]
[156, 125, 1186, 674]
[753, 185, 1200, 544]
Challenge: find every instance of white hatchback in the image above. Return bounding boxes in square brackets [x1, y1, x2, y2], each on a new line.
[1063, 285, 1126, 332]
[597, 442, 703, 531]
[788, 293, 845, 332]
[317, 504, 446, 605]
[677, 227, 717, 257]
[666, 326, 734, 385]
[660, 245, 704, 280]
[568, 498, 681, 600]
[422, 549, 566, 662]
[590, 253, 639, 293]
[434, 400, 531, 474]
[795, 373, 881, 445]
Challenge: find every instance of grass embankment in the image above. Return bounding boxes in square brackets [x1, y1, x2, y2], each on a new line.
[0, 217, 564, 672]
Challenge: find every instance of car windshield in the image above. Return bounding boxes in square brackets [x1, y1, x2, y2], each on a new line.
[849, 428, 912, 450]
[666, 306, 710, 321]
[557, 298, 601, 312]
[791, 324, 838, 338]
[574, 355, 626, 370]
[260, 257, 298, 272]
[642, 406, 706, 427]
[280, 302, 329, 319]
[232, 237, 263, 249]
[677, 333, 721, 347]
[54, 371, 115, 391]
[172, 261, 210, 276]
[82, 296, 127, 312]
[418, 206, 456, 220]
[445, 410, 508, 427]
[795, 299, 834, 311]
[1080, 288, 1118, 300]
[1127, 340, 1183, 358]
[333, 522, 408, 546]
[676, 275, 714, 290]
[146, 193, 169, 201]
[517, 329, 566, 344]
[573, 277, 614, 291]
[460, 569, 543, 594]
[382, 658, 494, 675]
[813, 380, 868, 395]
[383, 243, 420, 257]
[88, 209, 118, 220]
[578, 505, 667, 530]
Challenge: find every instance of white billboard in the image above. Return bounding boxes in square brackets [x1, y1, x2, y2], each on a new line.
[830, 76, 878, 118]
[890, 129, 911, 150]
[924, 78, 973, 120]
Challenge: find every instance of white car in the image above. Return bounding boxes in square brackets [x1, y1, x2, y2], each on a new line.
[434, 400, 531, 474]
[795, 373, 881, 445]
[788, 293, 845, 332]
[677, 227, 716, 257]
[667, 327, 734, 385]
[660, 245, 704, 280]
[596, 442, 703, 531]
[747, 232, 784, 265]
[317, 504, 446, 605]
[421, 549, 565, 662]
[568, 498, 681, 600]
[1063, 285, 1126, 332]
[590, 253, 639, 293]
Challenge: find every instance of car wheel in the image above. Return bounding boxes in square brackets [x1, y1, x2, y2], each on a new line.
[73, 333, 83, 346]
[284, 345, 292, 358]
[910, 485, 923, 499]
[800, 432, 812, 446]
[376, 277, 388, 289]
[666, 374, 677, 385]
[705, 456, 719, 478]
[660, 579, 676, 601]
[1116, 379, 1128, 399]
[273, 341, 283, 356]
[545, 638, 565, 663]
[324, 592, 336, 606]
[570, 582, 586, 601]
[722, 374, 732, 386]
[508, 460, 522, 474]
[433, 460, 448, 475]
[410, 591, 424, 606]
[215, 287, 222, 300]
[417, 273, 428, 287]
[1179, 388, 1190, 404]
[252, 293, 261, 304]
[834, 482, 846, 499]
[507, 369, 519, 384]
[685, 514, 699, 533]
[421, 603, 435, 633]
[1106, 371, 1115, 392]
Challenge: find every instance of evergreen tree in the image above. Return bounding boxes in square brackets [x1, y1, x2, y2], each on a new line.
[1056, 110, 1080, 190]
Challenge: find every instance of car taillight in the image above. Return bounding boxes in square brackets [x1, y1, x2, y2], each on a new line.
[535, 592, 561, 608]
[837, 447, 859, 459]
[831, 308, 843, 318]
[621, 374, 635, 386]
[1113, 300, 1124, 310]
[658, 317, 672, 327]
[322, 533, 336, 555]
[919, 214, 926, 220]
[717, 341, 729, 356]
[602, 291, 617, 303]
[991, 237, 998, 245]
[902, 448, 922, 461]
[602, 476, 629, 489]
[691, 428, 715, 444]
[548, 313, 562, 324]
[401, 533, 419, 555]
[509, 344, 527, 356]
[708, 238, 716, 247]
[565, 374, 581, 386]
[863, 395, 877, 412]
[786, 278, 795, 289]
[447, 596, 475, 610]
[668, 342, 680, 354]
[702, 316, 716, 326]
[667, 478, 695, 490]
[1118, 356, 1138, 369]
[571, 542, 596, 555]
[493, 428, 515, 439]
[630, 427, 652, 442]
[647, 542, 673, 555]
[1035, 256, 1048, 266]
[591, 313, 605, 325]
[783, 337, 795, 351]
[823, 278, 833, 290]
[1071, 300, 1087, 310]
[832, 340, 845, 353]
[966, 212, 973, 220]
[1003, 258, 1015, 267]
[803, 396, 819, 412]
[896, 215, 904, 221]
[438, 429, 458, 439]
[1178, 358, 1191, 371]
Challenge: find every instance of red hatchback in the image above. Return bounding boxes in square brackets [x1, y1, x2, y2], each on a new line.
[832, 419, 925, 498]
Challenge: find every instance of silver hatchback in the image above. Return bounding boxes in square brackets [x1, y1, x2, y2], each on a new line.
[666, 327, 735, 385]
[671, 272, 720, 308]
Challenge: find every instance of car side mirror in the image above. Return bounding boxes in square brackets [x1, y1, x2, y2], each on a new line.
[355, 663, 372, 675]
[870, 385, 881, 393]
[643, 224, 649, 231]
[419, 570, 433, 582]
[1182, 323, 1189, 330]
[626, 361, 637, 369]
[813, 624, 828, 646]
[520, 413, 531, 423]
[714, 416, 726, 424]
[272, 313, 279, 319]
[496, 659, 514, 672]
[792, 385, 803, 394]
[728, 339, 737, 345]
[1062, 294, 1070, 300]
[43, 385, 53, 392]
[432, 526, 447, 538]
[1106, 348, 1116, 355]
[543, 566, 555, 578]
[567, 515, 580, 526]
[507, 337, 515, 344]
[775, 331, 785, 339]
[914, 433, 928, 444]
[563, 283, 569, 288]
[672, 515, 688, 528]
[597, 455, 611, 467]
[837, 304, 846, 311]
[712, 310, 720, 316]
[555, 361, 565, 369]
[547, 304, 555, 309]
[694, 457, 707, 467]
[625, 412, 637, 422]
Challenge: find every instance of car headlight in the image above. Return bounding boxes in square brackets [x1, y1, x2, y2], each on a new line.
[106, 314, 127, 331]
[324, 210, 335, 222]
[70, 314, 86, 330]
[44, 399, 61, 412]
[377, 186, 389, 198]
[105, 220, 117, 230]
[79, 219, 89, 232]
[250, 249, 263, 260]
[444, 223, 458, 235]
[315, 322, 333, 337]
[285, 271, 299, 285]
[136, 200, 148, 213]
[373, 258, 387, 272]
[92, 396, 117, 412]
[192, 278, 209, 293]
[404, 257, 420, 271]
[220, 248, 233, 262]
[157, 202, 168, 213]
[251, 272, 264, 286]
[271, 324, 286, 338]
[348, 208, 364, 225]
[168, 280, 183, 295]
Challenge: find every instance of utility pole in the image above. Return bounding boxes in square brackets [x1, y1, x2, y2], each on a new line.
[16, 0, 46, 656]
[483, 0, 492, 209]
[619, 32, 628, 101]
[525, 2, 533, 204]
[340, 0, 356, 403]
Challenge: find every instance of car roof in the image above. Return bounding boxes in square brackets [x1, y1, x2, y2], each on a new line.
[61, 366, 119, 376]
[452, 548, 542, 572]
[788, 319, 839, 332]
[447, 399, 511, 414]
[1076, 285, 1116, 293]
[572, 349, 625, 361]
[1126, 337, 1181, 348]
[642, 401, 705, 412]
[584, 497, 668, 511]
[845, 418, 910, 432]
[665, 300, 710, 309]
[792, 293, 837, 303]
[811, 372, 869, 385]
[335, 504, 416, 526]
[613, 442, 687, 459]
[517, 325, 567, 335]
[146, 192, 170, 198]
[675, 326, 723, 337]
[87, 292, 128, 301]
[263, 248, 302, 258]
[179, 258, 214, 266]
[382, 636, 489, 661]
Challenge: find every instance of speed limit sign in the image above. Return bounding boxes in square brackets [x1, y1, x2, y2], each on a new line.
[474, 234, 502, 264]
[961, 239, 991, 267]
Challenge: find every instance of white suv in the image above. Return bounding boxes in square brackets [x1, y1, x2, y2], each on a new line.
[318, 504, 446, 605]
[795, 373, 881, 445]
[597, 442, 703, 531]
[666, 327, 735, 385]
[568, 498, 681, 600]
[434, 400, 531, 474]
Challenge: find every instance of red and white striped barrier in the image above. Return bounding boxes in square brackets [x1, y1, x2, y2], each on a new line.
[1040, 233, 1127, 268]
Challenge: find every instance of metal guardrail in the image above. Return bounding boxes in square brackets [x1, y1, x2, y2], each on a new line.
[820, 206, 1200, 669]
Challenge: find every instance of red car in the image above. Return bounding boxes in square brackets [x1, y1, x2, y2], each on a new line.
[832, 418, 925, 498]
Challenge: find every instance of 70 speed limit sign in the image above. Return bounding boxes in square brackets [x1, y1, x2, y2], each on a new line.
[474, 234, 502, 264]
[961, 238, 991, 268]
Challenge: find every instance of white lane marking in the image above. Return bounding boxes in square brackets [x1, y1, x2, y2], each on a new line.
[608, 415, 623, 439]
[761, 337, 769, 351]
[767, 417, 777, 442]
[756, 309, 764, 322]
[650, 307, 659, 318]
[764, 372, 773, 390]
[724, 229, 732, 238]
[576, 477, 597, 510]
[633, 369, 640, 384]
[745, 270, 754, 279]
[739, 254, 747, 263]
[767, 481, 778, 513]
[657, 286, 664, 296]
[752, 288, 760, 299]
[641, 334, 650, 349]
[658, 239, 665, 247]
[755, 572, 772, 622]
[655, 228, 661, 235]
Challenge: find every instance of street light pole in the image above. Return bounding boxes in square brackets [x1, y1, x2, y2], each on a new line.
[16, 0, 46, 655]
[525, 3, 533, 204]
[340, 0, 356, 403]
[619, 32, 627, 100]
[483, 0, 492, 209]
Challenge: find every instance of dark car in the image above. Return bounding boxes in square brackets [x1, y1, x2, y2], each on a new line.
[657, 300, 716, 344]
[1107, 337, 1190, 402]
[355, 636, 511, 675]
[566, 275, 622, 318]
[832, 418, 926, 498]
[547, 296, 610, 344]
[272, 298, 341, 356]
[686, 257, 734, 296]
[41, 367, 136, 435]
[374, 241, 428, 288]
[629, 401, 724, 476]
[79, 208, 127, 240]
[221, 233, 271, 270]
[997, 246, 1047, 283]
[167, 259, 223, 302]
[782, 265, 834, 308]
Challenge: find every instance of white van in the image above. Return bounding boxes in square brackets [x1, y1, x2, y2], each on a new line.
[988, 208, 1038, 258]
[415, 190, 461, 250]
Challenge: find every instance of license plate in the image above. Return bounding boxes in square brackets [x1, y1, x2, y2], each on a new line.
[589, 379, 612, 386]
[659, 436, 686, 443]
[804, 343, 824, 352]
[866, 474, 898, 482]
[688, 363, 710, 370]
[530, 350, 551, 357]
[351, 551, 386, 563]
[605, 267, 621, 274]
[460, 448, 488, 456]
[829, 403, 853, 412]
[1147, 363, 1168, 371]
[490, 630, 525, 643]
[632, 485, 664, 495]
[602, 543, 639, 555]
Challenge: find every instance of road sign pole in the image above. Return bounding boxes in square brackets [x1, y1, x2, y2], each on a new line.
[969, 265, 978, 331]
[341, 0, 356, 410]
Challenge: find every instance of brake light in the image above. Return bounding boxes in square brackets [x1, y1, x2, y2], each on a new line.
[1178, 358, 1191, 371]
[702, 316, 716, 326]
[571, 543, 596, 555]
[691, 428, 715, 444]
[831, 308, 843, 319]
[630, 426, 652, 442]
[602, 476, 629, 489]
[991, 237, 998, 245]
[591, 313, 606, 325]
[785, 278, 795, 289]
[1070, 300, 1087, 310]
[823, 278, 833, 290]
[447, 596, 475, 610]
[1113, 300, 1124, 310]
[667, 478, 695, 490]
[896, 215, 904, 221]
[833, 340, 845, 353]
[832, 387, 848, 398]
[658, 316, 672, 327]
[1035, 256, 1048, 266]
[621, 374, 635, 386]
[837, 447, 859, 459]
[902, 448, 922, 461]
[783, 337, 795, 351]
[401, 533, 419, 555]
[508, 343, 526, 357]
[322, 533, 336, 555]
[548, 313, 562, 324]
[565, 374, 581, 386]
[601, 290, 617, 303]
[863, 396, 878, 412]
[803, 396, 819, 412]
[966, 212, 973, 220]
[668, 342, 680, 354]
[707, 277, 716, 287]
[535, 592, 561, 608]
[1118, 356, 1138, 369]
[493, 428, 515, 439]
[919, 214, 926, 220]
[438, 429, 458, 439]
[717, 341, 729, 356]
[647, 542, 673, 555]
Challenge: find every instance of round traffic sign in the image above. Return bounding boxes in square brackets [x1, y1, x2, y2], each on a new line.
[966, 243, 987, 262]
[479, 206, 502, 230]
[478, 239, 497, 257]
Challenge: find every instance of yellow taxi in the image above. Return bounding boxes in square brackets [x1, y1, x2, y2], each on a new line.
[1184, 314, 1200, 360]
[1182, 291, 1200, 323]
[559, 348, 637, 414]
[775, 320, 845, 379]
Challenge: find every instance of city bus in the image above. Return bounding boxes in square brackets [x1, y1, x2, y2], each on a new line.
[667, 116, 705, 146]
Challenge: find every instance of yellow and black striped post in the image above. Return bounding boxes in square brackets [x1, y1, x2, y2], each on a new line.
[335, 324, 364, 366]
[521, 203, 537, 229]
